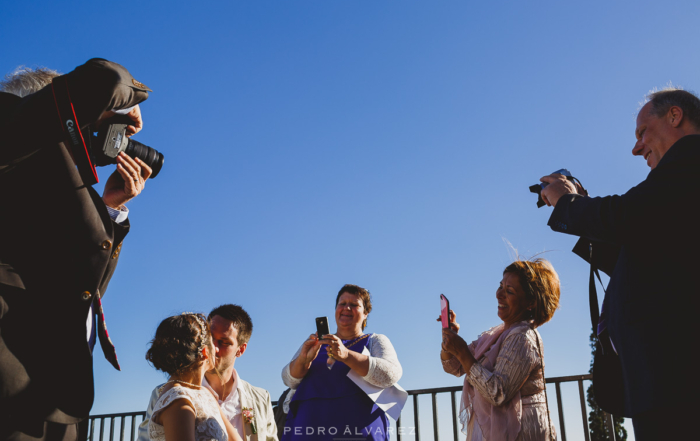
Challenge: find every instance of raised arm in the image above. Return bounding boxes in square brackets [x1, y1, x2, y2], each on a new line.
[2, 58, 150, 164]
[282, 334, 322, 388]
[441, 340, 476, 378]
[467, 330, 541, 407]
[546, 155, 689, 247]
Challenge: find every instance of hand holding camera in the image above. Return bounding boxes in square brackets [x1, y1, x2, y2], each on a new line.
[299, 333, 323, 365]
[102, 153, 152, 209]
[539, 173, 587, 207]
[529, 169, 588, 208]
[99, 105, 153, 209]
[97, 104, 143, 137]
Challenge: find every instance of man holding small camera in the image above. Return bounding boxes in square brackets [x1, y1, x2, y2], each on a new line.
[540, 88, 700, 440]
[0, 59, 154, 441]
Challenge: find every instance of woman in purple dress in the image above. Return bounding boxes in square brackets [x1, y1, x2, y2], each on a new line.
[281, 284, 403, 440]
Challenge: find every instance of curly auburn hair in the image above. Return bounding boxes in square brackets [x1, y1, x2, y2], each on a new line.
[503, 258, 560, 328]
[146, 313, 212, 376]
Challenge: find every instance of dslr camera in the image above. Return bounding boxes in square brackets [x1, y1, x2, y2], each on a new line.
[51, 73, 163, 186]
[529, 168, 586, 208]
[92, 115, 164, 178]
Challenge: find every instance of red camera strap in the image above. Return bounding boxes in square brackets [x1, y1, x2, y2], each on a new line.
[51, 76, 99, 185]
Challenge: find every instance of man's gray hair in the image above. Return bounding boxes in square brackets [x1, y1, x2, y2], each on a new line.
[645, 86, 700, 130]
[0, 66, 61, 97]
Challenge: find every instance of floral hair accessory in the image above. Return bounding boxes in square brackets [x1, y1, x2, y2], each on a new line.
[181, 312, 208, 353]
[242, 407, 257, 434]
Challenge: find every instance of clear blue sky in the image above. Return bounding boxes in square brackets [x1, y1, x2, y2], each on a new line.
[3, 1, 699, 439]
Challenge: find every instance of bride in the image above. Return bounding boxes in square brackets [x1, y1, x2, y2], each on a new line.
[145, 313, 243, 441]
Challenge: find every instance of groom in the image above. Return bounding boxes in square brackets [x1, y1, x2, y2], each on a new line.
[139, 304, 278, 441]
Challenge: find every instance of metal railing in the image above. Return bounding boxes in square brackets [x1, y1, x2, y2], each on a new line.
[88, 374, 616, 441]
[88, 411, 145, 441]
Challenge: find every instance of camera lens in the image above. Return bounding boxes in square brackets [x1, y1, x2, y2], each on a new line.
[124, 139, 164, 178]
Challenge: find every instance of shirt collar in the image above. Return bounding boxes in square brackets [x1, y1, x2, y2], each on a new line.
[203, 368, 241, 402]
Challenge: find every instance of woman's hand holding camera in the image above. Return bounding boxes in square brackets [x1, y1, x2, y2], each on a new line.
[437, 310, 474, 372]
[436, 309, 460, 332]
[290, 333, 323, 379]
[299, 333, 323, 365]
[438, 310, 460, 360]
[441, 327, 469, 359]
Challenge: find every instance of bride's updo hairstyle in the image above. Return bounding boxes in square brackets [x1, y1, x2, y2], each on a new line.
[146, 313, 212, 376]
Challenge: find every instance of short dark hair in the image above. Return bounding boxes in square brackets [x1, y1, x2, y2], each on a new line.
[647, 88, 700, 130]
[335, 284, 373, 330]
[208, 304, 253, 345]
[146, 313, 211, 376]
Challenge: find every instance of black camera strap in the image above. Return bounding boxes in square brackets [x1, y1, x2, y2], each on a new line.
[51, 76, 99, 186]
[588, 242, 615, 355]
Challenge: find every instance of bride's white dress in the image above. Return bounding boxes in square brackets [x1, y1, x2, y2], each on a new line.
[148, 385, 228, 441]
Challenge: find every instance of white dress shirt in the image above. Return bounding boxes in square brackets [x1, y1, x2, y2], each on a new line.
[203, 369, 244, 440]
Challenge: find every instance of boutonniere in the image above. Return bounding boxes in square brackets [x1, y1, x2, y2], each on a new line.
[242, 407, 257, 434]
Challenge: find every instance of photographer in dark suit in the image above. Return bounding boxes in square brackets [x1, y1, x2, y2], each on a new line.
[0, 59, 153, 441]
[539, 88, 700, 441]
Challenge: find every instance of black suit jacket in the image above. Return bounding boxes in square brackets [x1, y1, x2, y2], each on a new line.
[0, 59, 149, 436]
[547, 134, 700, 416]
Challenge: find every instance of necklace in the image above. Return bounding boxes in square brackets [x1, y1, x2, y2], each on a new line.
[326, 333, 369, 355]
[165, 379, 202, 389]
[343, 333, 369, 347]
[325, 333, 371, 360]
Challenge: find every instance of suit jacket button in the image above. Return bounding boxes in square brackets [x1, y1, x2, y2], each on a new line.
[81, 291, 93, 301]
[102, 240, 112, 250]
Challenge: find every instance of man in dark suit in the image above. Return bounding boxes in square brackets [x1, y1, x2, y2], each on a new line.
[539, 88, 700, 440]
[0, 59, 153, 441]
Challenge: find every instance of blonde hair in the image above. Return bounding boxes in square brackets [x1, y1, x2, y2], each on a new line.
[503, 258, 560, 327]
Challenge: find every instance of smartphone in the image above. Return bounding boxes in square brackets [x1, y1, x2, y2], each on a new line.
[440, 294, 450, 328]
[315, 316, 330, 339]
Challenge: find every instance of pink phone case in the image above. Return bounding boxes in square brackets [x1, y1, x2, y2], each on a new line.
[440, 294, 449, 328]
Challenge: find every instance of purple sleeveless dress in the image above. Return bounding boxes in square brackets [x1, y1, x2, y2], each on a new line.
[282, 334, 390, 440]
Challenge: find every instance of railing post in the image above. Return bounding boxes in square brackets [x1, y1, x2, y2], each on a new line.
[89, 418, 96, 441]
[450, 390, 459, 441]
[109, 417, 115, 441]
[577, 379, 590, 441]
[604, 412, 617, 441]
[555, 382, 567, 441]
[413, 394, 421, 441]
[130, 416, 137, 441]
[431, 393, 439, 441]
[99, 418, 105, 441]
[397, 416, 402, 441]
[120, 416, 125, 441]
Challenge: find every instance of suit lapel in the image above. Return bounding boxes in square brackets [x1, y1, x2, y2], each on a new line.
[238, 381, 257, 441]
